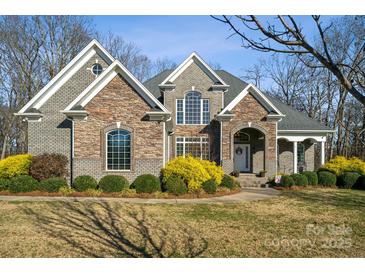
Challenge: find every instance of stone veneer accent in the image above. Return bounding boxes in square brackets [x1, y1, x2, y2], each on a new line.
[28, 52, 110, 179]
[73, 74, 164, 182]
[221, 92, 277, 177]
[163, 62, 223, 162]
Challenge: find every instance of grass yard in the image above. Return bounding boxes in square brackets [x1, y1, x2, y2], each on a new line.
[0, 188, 364, 257]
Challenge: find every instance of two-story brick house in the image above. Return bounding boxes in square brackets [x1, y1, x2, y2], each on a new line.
[16, 40, 333, 183]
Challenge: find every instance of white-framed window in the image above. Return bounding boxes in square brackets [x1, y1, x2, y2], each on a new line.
[175, 136, 209, 160]
[106, 129, 131, 171]
[175, 91, 210, 125]
[92, 63, 103, 76]
[297, 142, 305, 165]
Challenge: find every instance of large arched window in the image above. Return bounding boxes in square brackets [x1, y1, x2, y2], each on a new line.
[106, 129, 131, 171]
[176, 91, 210, 125]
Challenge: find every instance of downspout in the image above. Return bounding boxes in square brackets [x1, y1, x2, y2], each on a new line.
[66, 117, 74, 186]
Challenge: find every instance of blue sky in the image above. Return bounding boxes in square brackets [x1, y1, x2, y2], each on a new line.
[92, 16, 333, 79]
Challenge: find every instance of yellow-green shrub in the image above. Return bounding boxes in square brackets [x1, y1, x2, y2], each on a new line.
[161, 156, 224, 191]
[0, 154, 32, 179]
[321, 156, 365, 176]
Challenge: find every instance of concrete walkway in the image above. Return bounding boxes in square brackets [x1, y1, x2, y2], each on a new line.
[0, 188, 279, 204]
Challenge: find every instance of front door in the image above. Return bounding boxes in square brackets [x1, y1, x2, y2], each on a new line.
[234, 144, 250, 172]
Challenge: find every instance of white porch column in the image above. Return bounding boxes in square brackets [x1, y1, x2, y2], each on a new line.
[293, 141, 298, 174]
[320, 141, 326, 166]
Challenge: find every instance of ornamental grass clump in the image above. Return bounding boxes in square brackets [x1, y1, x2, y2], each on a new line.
[161, 156, 224, 191]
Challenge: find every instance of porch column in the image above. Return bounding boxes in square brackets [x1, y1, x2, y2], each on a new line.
[320, 141, 326, 166]
[293, 141, 298, 174]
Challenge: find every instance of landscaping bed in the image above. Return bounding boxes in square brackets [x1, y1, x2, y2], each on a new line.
[0, 187, 241, 199]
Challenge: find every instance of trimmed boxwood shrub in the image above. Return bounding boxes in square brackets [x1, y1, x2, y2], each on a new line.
[39, 177, 67, 192]
[353, 175, 365, 190]
[30, 153, 68, 181]
[73, 175, 97, 192]
[99, 175, 128, 192]
[291, 173, 308, 187]
[132, 174, 161, 193]
[301, 171, 318, 186]
[202, 179, 217, 194]
[164, 174, 188, 195]
[0, 178, 10, 191]
[317, 171, 337, 187]
[220, 174, 236, 189]
[8, 175, 39, 193]
[280, 175, 294, 188]
[337, 172, 361, 189]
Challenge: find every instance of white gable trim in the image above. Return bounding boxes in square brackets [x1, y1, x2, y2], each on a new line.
[17, 39, 114, 114]
[64, 60, 170, 113]
[218, 84, 284, 116]
[160, 52, 228, 86]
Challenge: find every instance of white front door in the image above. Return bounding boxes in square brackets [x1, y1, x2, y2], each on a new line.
[234, 144, 250, 172]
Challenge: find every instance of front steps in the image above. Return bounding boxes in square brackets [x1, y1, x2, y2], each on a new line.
[236, 173, 268, 188]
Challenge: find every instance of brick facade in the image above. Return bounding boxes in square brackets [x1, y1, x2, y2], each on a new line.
[73, 74, 164, 181]
[221, 92, 277, 177]
[164, 62, 223, 162]
[28, 52, 110, 178]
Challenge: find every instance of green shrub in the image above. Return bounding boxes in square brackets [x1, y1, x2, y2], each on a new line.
[132, 174, 161, 193]
[161, 156, 224, 191]
[8, 175, 39, 193]
[317, 171, 337, 187]
[353, 175, 365, 190]
[301, 171, 318, 186]
[220, 174, 236, 189]
[0, 178, 10, 191]
[99, 175, 129, 192]
[291, 173, 308, 187]
[73, 175, 97, 191]
[30, 153, 68, 181]
[164, 174, 187, 195]
[280, 175, 294, 188]
[39, 177, 68, 192]
[202, 179, 217, 194]
[0, 154, 32, 179]
[337, 172, 361, 189]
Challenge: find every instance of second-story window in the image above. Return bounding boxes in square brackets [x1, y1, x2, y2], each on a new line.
[176, 91, 210, 125]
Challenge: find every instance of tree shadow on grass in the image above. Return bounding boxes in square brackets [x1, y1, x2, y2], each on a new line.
[284, 189, 365, 209]
[23, 201, 208, 258]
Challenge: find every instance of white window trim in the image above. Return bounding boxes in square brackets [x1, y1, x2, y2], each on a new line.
[175, 136, 209, 160]
[175, 96, 210, 125]
[105, 129, 132, 172]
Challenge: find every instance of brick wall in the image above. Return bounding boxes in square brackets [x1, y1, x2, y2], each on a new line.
[221, 92, 277, 177]
[73, 74, 164, 182]
[163, 62, 223, 162]
[28, 52, 110, 178]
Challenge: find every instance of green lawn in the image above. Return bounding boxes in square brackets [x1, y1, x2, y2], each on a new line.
[0, 188, 364, 257]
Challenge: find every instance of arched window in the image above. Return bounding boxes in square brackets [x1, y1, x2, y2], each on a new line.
[106, 129, 131, 171]
[185, 91, 201, 124]
[176, 91, 210, 125]
[234, 131, 250, 144]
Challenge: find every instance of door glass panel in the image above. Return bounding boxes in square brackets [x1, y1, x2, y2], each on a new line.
[245, 147, 249, 168]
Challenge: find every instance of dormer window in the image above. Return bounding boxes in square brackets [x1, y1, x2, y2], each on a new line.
[176, 91, 210, 125]
[92, 63, 103, 76]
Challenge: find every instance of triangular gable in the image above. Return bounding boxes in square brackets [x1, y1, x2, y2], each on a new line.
[17, 39, 114, 115]
[218, 84, 284, 117]
[160, 52, 229, 86]
[64, 60, 170, 113]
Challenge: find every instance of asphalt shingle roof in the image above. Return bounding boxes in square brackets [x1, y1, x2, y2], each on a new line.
[143, 69, 332, 131]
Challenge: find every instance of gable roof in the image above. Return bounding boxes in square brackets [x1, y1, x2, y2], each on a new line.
[64, 60, 170, 113]
[159, 52, 229, 86]
[144, 69, 333, 132]
[17, 39, 114, 115]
